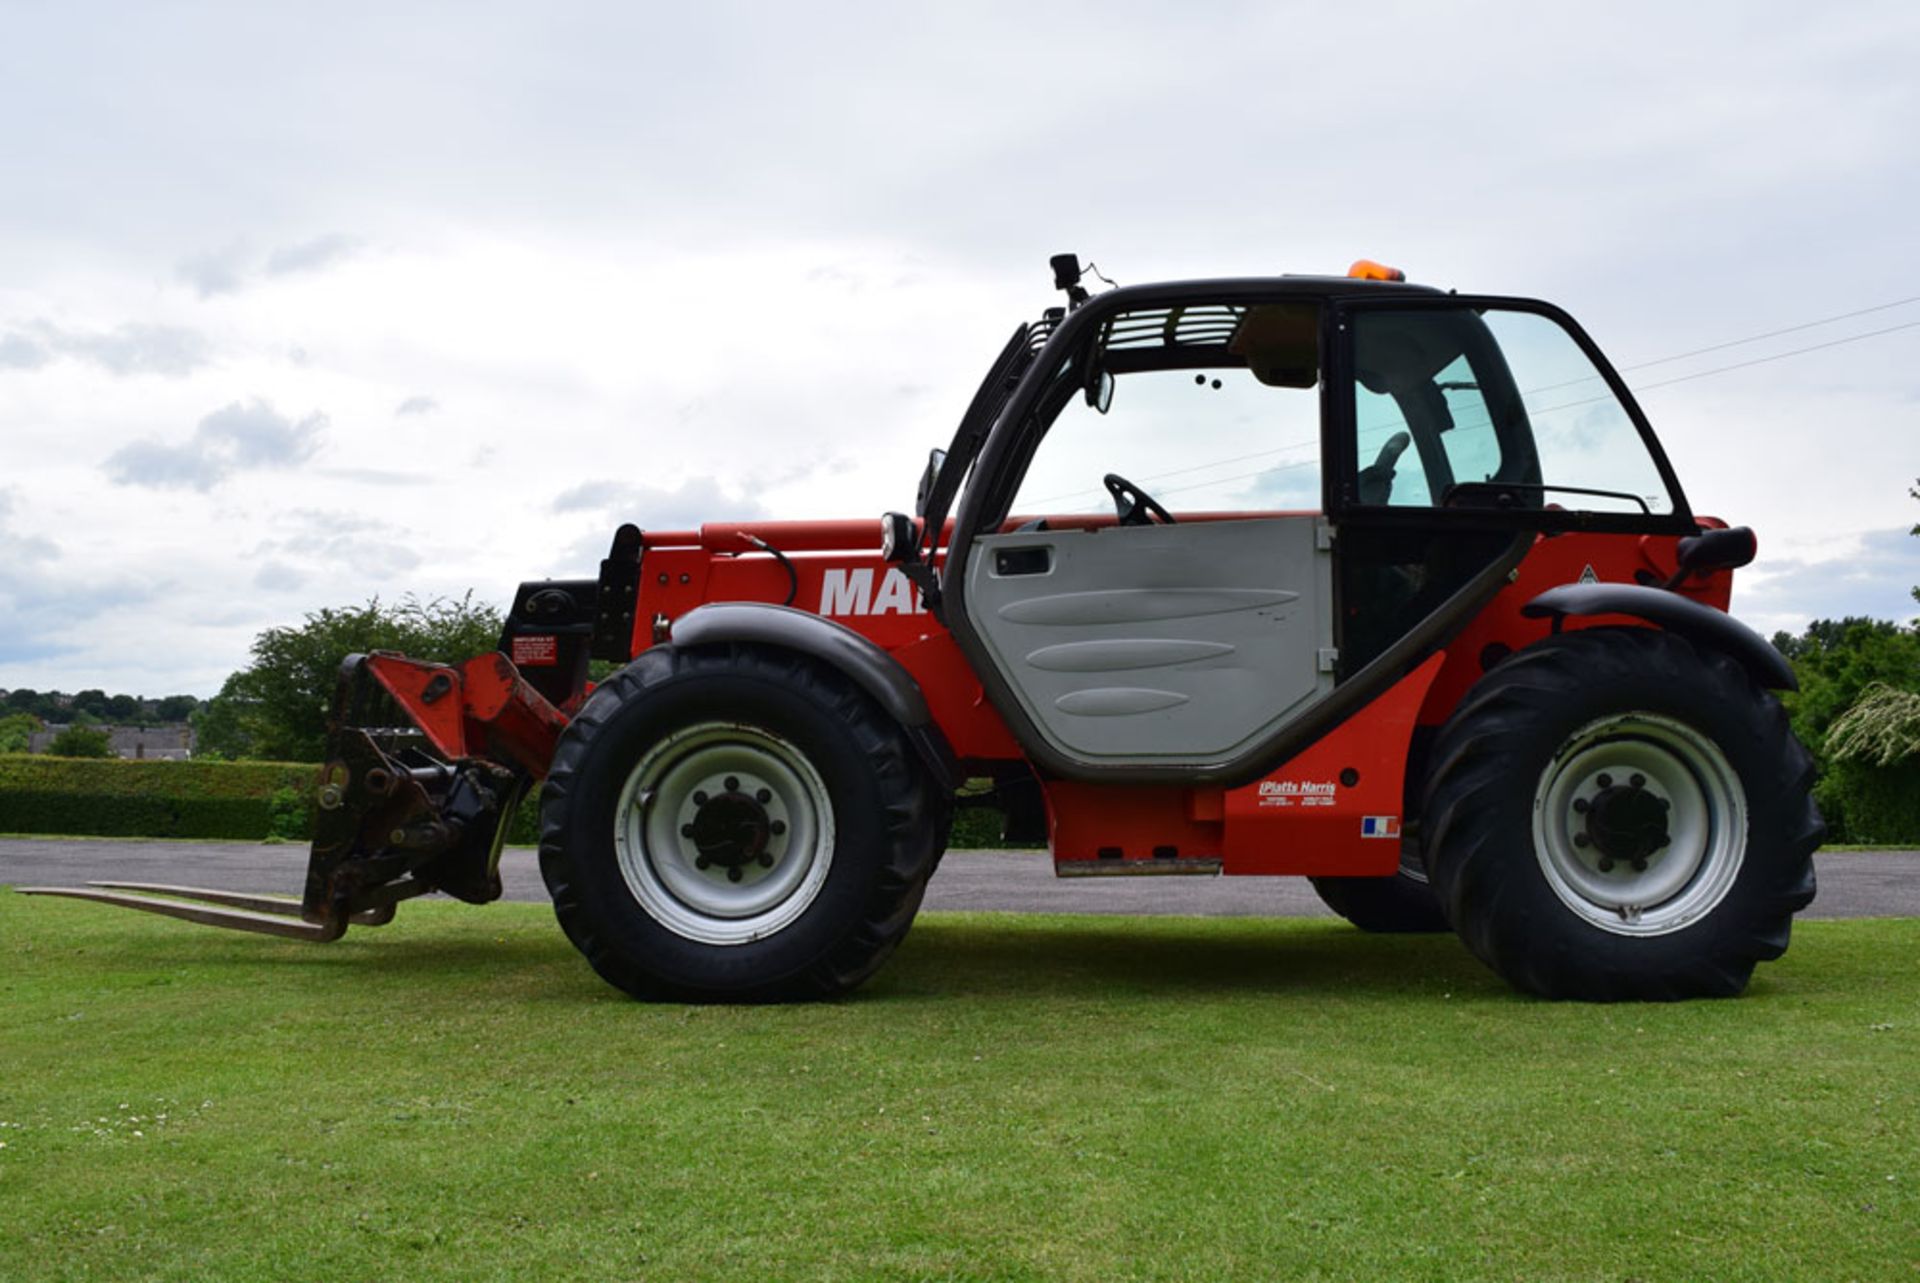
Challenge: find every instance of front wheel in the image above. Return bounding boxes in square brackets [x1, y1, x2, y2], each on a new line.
[538, 644, 946, 1001]
[1422, 629, 1820, 1001]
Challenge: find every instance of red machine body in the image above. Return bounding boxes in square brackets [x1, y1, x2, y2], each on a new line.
[437, 514, 1732, 880]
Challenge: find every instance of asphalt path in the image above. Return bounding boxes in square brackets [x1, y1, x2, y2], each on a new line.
[2, 838, 1914, 919]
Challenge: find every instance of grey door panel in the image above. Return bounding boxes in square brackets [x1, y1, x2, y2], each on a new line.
[966, 518, 1334, 766]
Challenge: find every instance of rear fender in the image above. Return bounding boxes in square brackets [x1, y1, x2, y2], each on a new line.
[1520, 583, 1796, 691]
[669, 602, 960, 791]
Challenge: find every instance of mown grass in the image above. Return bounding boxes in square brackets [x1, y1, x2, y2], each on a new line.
[0, 894, 1914, 1282]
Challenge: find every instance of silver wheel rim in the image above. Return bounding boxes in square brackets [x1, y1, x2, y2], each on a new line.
[1531, 712, 1746, 937]
[613, 722, 835, 946]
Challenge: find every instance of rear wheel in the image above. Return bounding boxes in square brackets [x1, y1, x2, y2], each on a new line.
[1308, 846, 1448, 933]
[1422, 628, 1820, 1001]
[538, 644, 945, 1001]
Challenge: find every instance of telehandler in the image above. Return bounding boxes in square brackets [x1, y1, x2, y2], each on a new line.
[26, 256, 1820, 1002]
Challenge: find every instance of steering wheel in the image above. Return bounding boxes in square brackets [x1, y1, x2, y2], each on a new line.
[1102, 472, 1176, 526]
[1355, 431, 1412, 506]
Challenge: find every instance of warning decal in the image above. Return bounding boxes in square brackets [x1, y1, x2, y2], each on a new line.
[511, 634, 559, 667]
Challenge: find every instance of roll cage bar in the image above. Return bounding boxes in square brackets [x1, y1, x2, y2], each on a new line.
[916, 278, 1692, 583]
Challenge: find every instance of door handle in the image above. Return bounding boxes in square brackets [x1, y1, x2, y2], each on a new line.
[993, 547, 1052, 576]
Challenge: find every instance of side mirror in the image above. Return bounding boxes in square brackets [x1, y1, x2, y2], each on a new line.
[1675, 525, 1757, 575]
[1086, 368, 1114, 415]
[915, 448, 947, 517]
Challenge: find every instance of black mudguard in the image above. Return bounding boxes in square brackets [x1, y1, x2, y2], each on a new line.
[668, 601, 961, 790]
[1521, 583, 1796, 691]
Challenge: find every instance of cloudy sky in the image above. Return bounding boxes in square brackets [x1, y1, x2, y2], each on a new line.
[2, 1, 1916, 698]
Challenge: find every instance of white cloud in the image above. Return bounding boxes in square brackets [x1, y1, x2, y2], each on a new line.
[552, 476, 772, 564]
[0, 489, 155, 671]
[249, 509, 424, 583]
[106, 399, 325, 491]
[1735, 527, 1919, 637]
[0, 320, 210, 377]
[265, 233, 363, 277]
[176, 233, 363, 297]
[0, 0, 1916, 696]
[175, 242, 250, 298]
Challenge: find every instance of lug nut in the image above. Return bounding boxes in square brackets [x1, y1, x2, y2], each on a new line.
[1574, 833, 1590, 848]
[758, 853, 774, 868]
[1573, 798, 1591, 814]
[695, 855, 711, 870]
[1598, 857, 1616, 872]
[770, 820, 787, 836]
[693, 791, 709, 806]
[1597, 774, 1613, 790]
[756, 788, 772, 804]
[1631, 858, 1648, 872]
[725, 776, 740, 792]
[1630, 773, 1646, 789]
[681, 823, 696, 838]
[727, 867, 743, 883]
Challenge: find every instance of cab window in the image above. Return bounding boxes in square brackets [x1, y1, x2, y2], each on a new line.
[1349, 307, 1675, 516]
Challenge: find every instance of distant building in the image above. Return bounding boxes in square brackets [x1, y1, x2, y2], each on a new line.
[27, 724, 195, 761]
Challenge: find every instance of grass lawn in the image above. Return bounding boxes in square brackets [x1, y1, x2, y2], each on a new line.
[1, 894, 1915, 1282]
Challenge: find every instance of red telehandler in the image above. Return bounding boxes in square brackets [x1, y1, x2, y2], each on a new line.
[26, 256, 1821, 1001]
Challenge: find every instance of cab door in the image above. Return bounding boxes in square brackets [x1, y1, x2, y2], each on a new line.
[951, 295, 1339, 774]
[964, 514, 1335, 767]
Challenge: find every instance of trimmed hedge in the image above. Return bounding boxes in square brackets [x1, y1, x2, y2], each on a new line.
[1827, 759, 1920, 846]
[0, 755, 1027, 850]
[952, 803, 1018, 851]
[0, 756, 319, 841]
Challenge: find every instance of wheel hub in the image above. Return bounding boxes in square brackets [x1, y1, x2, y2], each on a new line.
[1576, 772, 1671, 872]
[683, 782, 784, 882]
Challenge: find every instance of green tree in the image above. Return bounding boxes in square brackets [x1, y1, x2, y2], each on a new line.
[48, 725, 114, 758]
[1774, 616, 1920, 839]
[69, 689, 110, 719]
[153, 694, 199, 722]
[1774, 618, 1920, 744]
[1824, 682, 1920, 843]
[188, 681, 253, 759]
[0, 711, 38, 753]
[195, 594, 503, 762]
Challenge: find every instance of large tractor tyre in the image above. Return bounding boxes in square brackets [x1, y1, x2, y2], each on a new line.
[1422, 628, 1820, 1001]
[538, 643, 947, 1002]
[1309, 854, 1450, 934]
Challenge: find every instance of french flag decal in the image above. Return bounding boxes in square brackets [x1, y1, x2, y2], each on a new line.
[1361, 816, 1401, 839]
